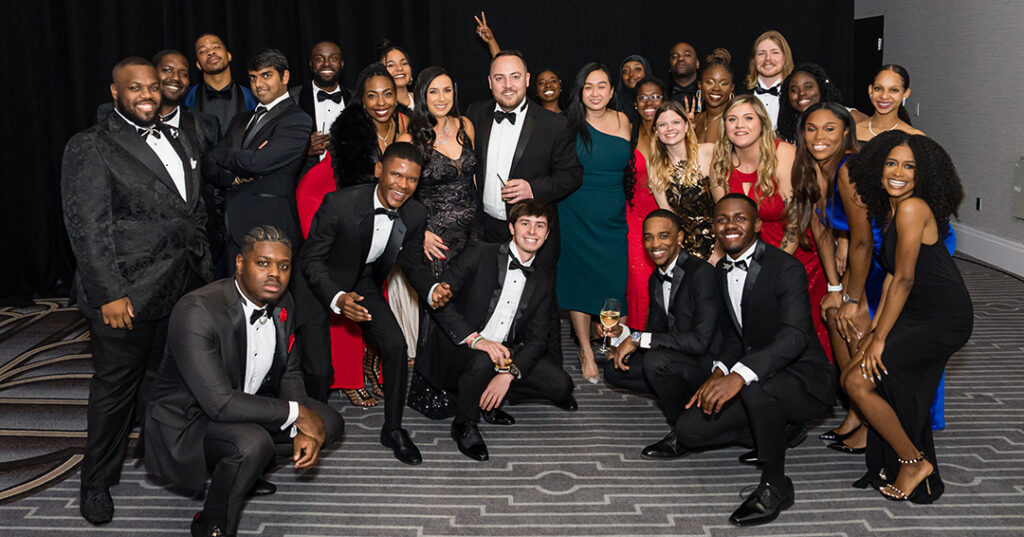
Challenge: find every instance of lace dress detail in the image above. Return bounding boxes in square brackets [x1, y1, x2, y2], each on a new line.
[415, 144, 481, 276]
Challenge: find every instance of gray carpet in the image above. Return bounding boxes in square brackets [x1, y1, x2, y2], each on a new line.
[1, 257, 1022, 536]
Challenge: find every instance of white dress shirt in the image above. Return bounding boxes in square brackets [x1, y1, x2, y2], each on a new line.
[483, 100, 529, 221]
[613, 255, 678, 349]
[330, 186, 395, 314]
[470, 242, 533, 344]
[754, 77, 782, 129]
[160, 106, 182, 129]
[116, 108, 187, 201]
[312, 85, 345, 160]
[714, 242, 759, 384]
[235, 280, 298, 431]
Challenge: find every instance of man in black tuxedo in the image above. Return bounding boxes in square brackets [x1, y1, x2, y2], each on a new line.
[290, 40, 351, 176]
[465, 49, 582, 366]
[62, 57, 213, 525]
[601, 209, 723, 458]
[675, 194, 835, 526]
[302, 142, 450, 465]
[145, 226, 344, 537]
[184, 33, 258, 136]
[416, 200, 575, 461]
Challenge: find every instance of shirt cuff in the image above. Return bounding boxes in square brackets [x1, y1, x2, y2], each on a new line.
[639, 332, 652, 349]
[712, 361, 730, 376]
[282, 401, 299, 435]
[610, 325, 630, 347]
[329, 291, 346, 315]
[730, 362, 759, 385]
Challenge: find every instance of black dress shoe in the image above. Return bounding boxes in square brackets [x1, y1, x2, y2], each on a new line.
[246, 478, 276, 497]
[729, 478, 794, 526]
[481, 408, 515, 425]
[553, 396, 578, 411]
[191, 511, 230, 537]
[827, 440, 866, 454]
[380, 428, 423, 465]
[80, 486, 113, 525]
[738, 422, 808, 465]
[641, 431, 688, 459]
[451, 422, 489, 461]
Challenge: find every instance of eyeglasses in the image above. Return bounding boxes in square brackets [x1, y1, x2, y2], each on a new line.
[637, 94, 664, 103]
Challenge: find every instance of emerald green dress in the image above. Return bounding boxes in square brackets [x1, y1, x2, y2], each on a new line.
[557, 124, 630, 315]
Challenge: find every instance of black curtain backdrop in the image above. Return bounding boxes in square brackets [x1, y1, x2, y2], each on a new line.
[0, 0, 854, 304]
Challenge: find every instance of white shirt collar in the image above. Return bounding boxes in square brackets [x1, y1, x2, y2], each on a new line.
[757, 77, 782, 90]
[726, 241, 758, 264]
[261, 91, 291, 111]
[313, 83, 341, 94]
[234, 279, 266, 313]
[508, 241, 535, 267]
[494, 99, 528, 115]
[659, 254, 680, 277]
[372, 186, 385, 210]
[160, 106, 182, 128]
[113, 107, 152, 130]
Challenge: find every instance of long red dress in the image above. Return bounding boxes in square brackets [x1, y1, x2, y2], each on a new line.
[625, 150, 659, 330]
[728, 167, 833, 362]
[295, 155, 366, 389]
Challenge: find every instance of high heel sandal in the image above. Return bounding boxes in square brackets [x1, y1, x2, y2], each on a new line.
[819, 423, 861, 443]
[341, 388, 378, 408]
[577, 348, 599, 384]
[364, 349, 385, 399]
[879, 452, 943, 504]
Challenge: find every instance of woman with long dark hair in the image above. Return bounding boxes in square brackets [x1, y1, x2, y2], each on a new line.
[378, 40, 415, 115]
[559, 61, 633, 383]
[844, 131, 971, 503]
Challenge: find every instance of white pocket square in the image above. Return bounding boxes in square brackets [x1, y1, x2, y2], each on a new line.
[190, 158, 197, 169]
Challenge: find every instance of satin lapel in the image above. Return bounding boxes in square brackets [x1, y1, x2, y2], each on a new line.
[357, 191, 375, 265]
[299, 83, 316, 120]
[233, 83, 247, 115]
[511, 269, 536, 341]
[485, 243, 509, 320]
[229, 110, 249, 149]
[269, 304, 288, 387]
[164, 127, 198, 205]
[223, 281, 247, 388]
[667, 252, 689, 316]
[509, 107, 536, 177]
[107, 115, 181, 199]
[378, 216, 406, 276]
[740, 240, 767, 326]
[243, 101, 288, 148]
[176, 110, 201, 155]
[477, 103, 494, 174]
[721, 265, 741, 331]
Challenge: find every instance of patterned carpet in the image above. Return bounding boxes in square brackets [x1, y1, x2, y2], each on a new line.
[0, 257, 1022, 536]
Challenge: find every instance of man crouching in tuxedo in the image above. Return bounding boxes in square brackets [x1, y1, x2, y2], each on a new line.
[421, 200, 575, 461]
[600, 209, 724, 458]
[675, 194, 835, 526]
[144, 225, 344, 537]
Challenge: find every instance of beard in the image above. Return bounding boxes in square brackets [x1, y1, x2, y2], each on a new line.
[115, 96, 158, 127]
[314, 70, 340, 88]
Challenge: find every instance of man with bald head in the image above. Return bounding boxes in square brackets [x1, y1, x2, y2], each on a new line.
[668, 41, 700, 107]
[185, 33, 258, 136]
[63, 57, 213, 525]
[290, 40, 352, 174]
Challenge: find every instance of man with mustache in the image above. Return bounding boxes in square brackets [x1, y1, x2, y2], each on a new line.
[302, 142, 451, 465]
[62, 56, 213, 525]
[674, 194, 834, 526]
[144, 225, 344, 537]
[744, 30, 795, 129]
[185, 33, 259, 137]
[289, 40, 351, 175]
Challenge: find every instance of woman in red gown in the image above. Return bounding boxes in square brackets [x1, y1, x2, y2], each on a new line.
[710, 94, 832, 361]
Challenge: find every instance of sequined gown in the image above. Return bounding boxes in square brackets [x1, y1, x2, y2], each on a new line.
[625, 151, 659, 330]
[664, 161, 716, 260]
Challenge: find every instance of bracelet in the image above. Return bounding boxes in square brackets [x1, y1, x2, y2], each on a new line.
[469, 335, 484, 349]
[827, 282, 843, 293]
[842, 293, 860, 305]
[495, 362, 521, 378]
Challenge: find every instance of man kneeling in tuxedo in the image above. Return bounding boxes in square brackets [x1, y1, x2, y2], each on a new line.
[145, 225, 344, 537]
[675, 194, 834, 526]
[422, 199, 575, 461]
[601, 209, 724, 458]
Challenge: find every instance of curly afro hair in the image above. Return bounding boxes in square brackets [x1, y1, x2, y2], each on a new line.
[848, 130, 963, 237]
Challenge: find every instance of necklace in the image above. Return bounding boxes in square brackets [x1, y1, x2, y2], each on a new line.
[435, 116, 450, 145]
[376, 119, 395, 145]
[868, 117, 898, 137]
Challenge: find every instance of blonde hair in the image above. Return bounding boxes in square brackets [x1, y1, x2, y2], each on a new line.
[710, 94, 778, 199]
[744, 30, 794, 89]
[647, 101, 701, 196]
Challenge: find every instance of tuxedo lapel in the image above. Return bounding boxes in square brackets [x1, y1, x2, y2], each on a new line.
[667, 252, 689, 318]
[739, 241, 766, 326]
[356, 189, 375, 265]
[107, 114, 182, 200]
[375, 215, 406, 283]
[243, 101, 289, 148]
[720, 265, 741, 331]
[164, 128, 199, 205]
[485, 244, 509, 321]
[509, 107, 536, 177]
[229, 110, 249, 149]
[268, 303, 288, 389]
[511, 269, 536, 342]
[299, 83, 316, 120]
[477, 102, 494, 175]
[222, 281, 248, 388]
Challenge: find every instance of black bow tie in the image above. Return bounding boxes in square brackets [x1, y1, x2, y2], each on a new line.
[137, 125, 162, 139]
[206, 86, 233, 100]
[723, 259, 749, 272]
[249, 307, 270, 325]
[317, 90, 342, 103]
[374, 207, 399, 220]
[493, 110, 517, 125]
[655, 271, 672, 284]
[508, 256, 533, 274]
[754, 85, 780, 96]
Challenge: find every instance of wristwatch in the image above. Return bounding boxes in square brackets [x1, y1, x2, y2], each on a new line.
[631, 331, 643, 344]
[827, 282, 843, 293]
[495, 362, 522, 379]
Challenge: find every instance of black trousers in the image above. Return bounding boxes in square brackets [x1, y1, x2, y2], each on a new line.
[295, 307, 333, 403]
[354, 275, 409, 432]
[674, 368, 828, 486]
[444, 344, 573, 426]
[81, 316, 169, 488]
[603, 347, 709, 426]
[482, 213, 563, 368]
[202, 398, 343, 535]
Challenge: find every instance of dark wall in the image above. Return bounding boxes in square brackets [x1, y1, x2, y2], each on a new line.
[0, 0, 854, 303]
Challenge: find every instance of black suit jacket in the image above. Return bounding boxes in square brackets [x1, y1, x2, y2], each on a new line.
[289, 82, 353, 176]
[61, 111, 213, 320]
[203, 98, 313, 247]
[644, 251, 723, 358]
[144, 278, 304, 493]
[94, 104, 221, 155]
[465, 100, 582, 248]
[301, 183, 433, 313]
[715, 240, 835, 405]
[420, 242, 553, 386]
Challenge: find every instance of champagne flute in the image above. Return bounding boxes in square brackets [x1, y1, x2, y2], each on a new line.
[598, 298, 621, 354]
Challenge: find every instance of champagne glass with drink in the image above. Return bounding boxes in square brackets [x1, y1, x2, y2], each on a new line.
[598, 298, 621, 354]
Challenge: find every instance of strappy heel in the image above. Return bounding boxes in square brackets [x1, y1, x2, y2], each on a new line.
[879, 452, 942, 504]
[364, 349, 385, 398]
[341, 388, 378, 408]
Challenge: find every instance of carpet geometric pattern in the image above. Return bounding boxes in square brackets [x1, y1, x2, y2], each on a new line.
[0, 257, 1022, 536]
